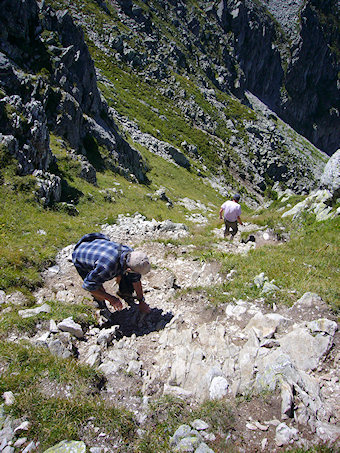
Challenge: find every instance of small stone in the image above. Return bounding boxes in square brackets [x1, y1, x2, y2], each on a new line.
[209, 376, 229, 399]
[3, 391, 15, 405]
[14, 421, 30, 433]
[254, 421, 268, 431]
[201, 432, 216, 442]
[275, 423, 299, 446]
[170, 425, 192, 446]
[21, 441, 36, 453]
[246, 422, 257, 430]
[13, 438, 27, 448]
[174, 436, 200, 452]
[190, 420, 209, 431]
[57, 317, 83, 339]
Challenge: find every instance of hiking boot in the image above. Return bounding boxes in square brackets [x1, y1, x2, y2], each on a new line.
[100, 308, 113, 321]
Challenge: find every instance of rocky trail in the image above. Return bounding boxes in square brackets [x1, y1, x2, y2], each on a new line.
[2, 214, 339, 452]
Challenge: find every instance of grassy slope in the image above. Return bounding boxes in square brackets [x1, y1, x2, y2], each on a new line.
[0, 1, 339, 451]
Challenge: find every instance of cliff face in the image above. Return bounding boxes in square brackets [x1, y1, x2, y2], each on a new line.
[217, 0, 339, 155]
[0, 0, 147, 201]
[217, 0, 284, 109]
[282, 2, 339, 155]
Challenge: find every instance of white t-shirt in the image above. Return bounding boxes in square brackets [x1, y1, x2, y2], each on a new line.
[221, 200, 241, 222]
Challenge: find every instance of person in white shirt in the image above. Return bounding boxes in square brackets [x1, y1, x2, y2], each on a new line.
[219, 193, 243, 240]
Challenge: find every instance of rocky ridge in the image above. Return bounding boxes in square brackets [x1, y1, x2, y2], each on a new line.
[0, 0, 147, 205]
[1, 207, 339, 452]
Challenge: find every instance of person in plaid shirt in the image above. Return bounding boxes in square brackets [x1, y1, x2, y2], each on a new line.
[72, 233, 151, 313]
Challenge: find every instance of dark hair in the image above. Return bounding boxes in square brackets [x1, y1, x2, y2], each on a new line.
[233, 193, 241, 201]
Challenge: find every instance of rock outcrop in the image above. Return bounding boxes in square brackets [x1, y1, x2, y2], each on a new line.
[320, 149, 340, 199]
[0, 0, 147, 206]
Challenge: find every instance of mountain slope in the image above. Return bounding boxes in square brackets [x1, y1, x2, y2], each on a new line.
[0, 0, 331, 213]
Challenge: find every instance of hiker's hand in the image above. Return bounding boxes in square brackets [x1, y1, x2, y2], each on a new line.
[108, 295, 123, 311]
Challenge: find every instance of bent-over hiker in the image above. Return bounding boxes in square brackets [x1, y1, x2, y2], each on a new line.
[72, 233, 151, 314]
[219, 193, 243, 240]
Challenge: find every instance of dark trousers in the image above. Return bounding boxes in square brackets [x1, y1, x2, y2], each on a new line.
[224, 219, 238, 237]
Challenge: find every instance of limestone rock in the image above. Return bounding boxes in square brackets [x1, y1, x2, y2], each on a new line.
[293, 292, 323, 308]
[282, 190, 337, 221]
[2, 392, 15, 406]
[97, 325, 119, 346]
[209, 376, 229, 400]
[57, 317, 84, 339]
[279, 322, 335, 371]
[190, 420, 209, 431]
[245, 312, 288, 339]
[18, 303, 51, 318]
[320, 150, 340, 198]
[275, 423, 299, 446]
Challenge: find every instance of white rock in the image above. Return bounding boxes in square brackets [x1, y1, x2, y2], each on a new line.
[35, 332, 50, 344]
[85, 345, 101, 368]
[246, 422, 258, 430]
[49, 319, 59, 333]
[245, 312, 288, 339]
[294, 292, 323, 307]
[275, 422, 299, 446]
[0, 290, 6, 304]
[13, 438, 27, 448]
[307, 318, 337, 337]
[209, 376, 229, 399]
[3, 391, 15, 405]
[163, 384, 193, 399]
[57, 317, 83, 339]
[279, 326, 334, 371]
[315, 421, 340, 444]
[261, 281, 279, 294]
[14, 421, 30, 433]
[254, 272, 267, 288]
[254, 421, 268, 431]
[21, 441, 36, 453]
[98, 361, 120, 376]
[281, 381, 294, 419]
[320, 149, 340, 195]
[18, 303, 51, 318]
[97, 326, 119, 346]
[190, 420, 209, 431]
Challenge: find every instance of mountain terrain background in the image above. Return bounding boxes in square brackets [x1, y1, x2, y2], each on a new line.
[0, 0, 339, 452]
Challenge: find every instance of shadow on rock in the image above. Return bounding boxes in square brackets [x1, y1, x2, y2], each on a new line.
[101, 303, 173, 338]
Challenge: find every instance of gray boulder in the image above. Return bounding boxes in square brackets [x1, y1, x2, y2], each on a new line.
[320, 149, 340, 198]
[33, 170, 61, 206]
[275, 423, 299, 446]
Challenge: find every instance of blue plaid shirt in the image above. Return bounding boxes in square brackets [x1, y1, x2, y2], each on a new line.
[72, 233, 135, 291]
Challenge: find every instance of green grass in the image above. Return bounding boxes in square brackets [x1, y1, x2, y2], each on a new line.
[204, 215, 340, 312]
[0, 341, 135, 451]
[0, 299, 96, 338]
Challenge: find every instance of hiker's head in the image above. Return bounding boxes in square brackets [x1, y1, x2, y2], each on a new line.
[126, 251, 151, 275]
[233, 193, 241, 202]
